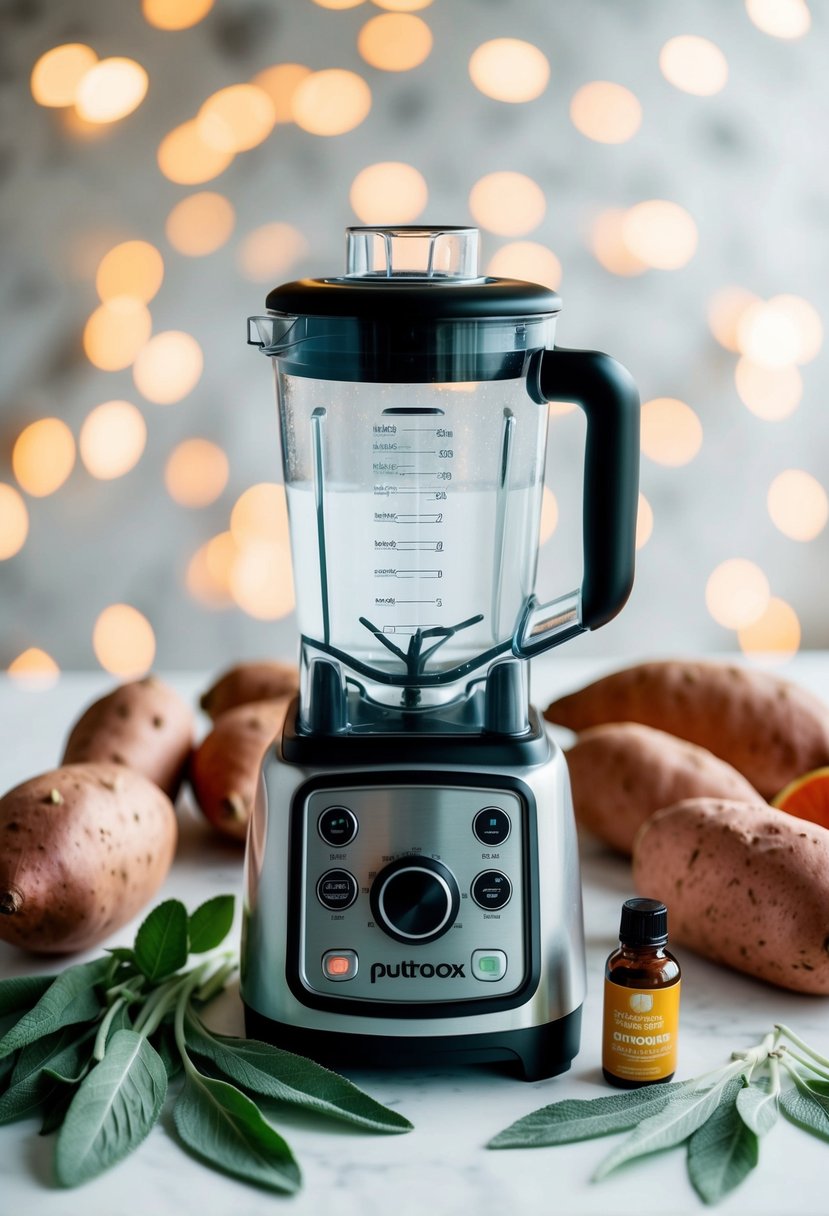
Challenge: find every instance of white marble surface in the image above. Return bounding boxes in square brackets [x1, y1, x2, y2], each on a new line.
[1, 656, 829, 1215]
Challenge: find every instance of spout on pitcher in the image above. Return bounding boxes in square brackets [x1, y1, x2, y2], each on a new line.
[247, 313, 301, 355]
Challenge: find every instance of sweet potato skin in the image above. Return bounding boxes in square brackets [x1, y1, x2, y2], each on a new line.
[546, 660, 829, 799]
[0, 764, 177, 955]
[566, 723, 759, 855]
[199, 661, 298, 721]
[633, 797, 829, 994]
[62, 676, 194, 799]
[190, 698, 291, 843]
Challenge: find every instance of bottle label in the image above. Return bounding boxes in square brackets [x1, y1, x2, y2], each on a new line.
[602, 979, 681, 1082]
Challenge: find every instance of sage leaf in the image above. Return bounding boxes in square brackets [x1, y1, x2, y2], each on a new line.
[106, 1004, 133, 1044]
[173, 1071, 301, 1194]
[0, 974, 55, 1018]
[106, 947, 136, 964]
[0, 1026, 94, 1126]
[134, 899, 189, 982]
[0, 958, 111, 1059]
[185, 1014, 411, 1133]
[736, 1078, 779, 1137]
[594, 1076, 733, 1179]
[688, 1079, 759, 1204]
[54, 1029, 167, 1186]
[188, 896, 235, 954]
[489, 1081, 689, 1149]
[154, 1022, 183, 1082]
[39, 1077, 77, 1136]
[780, 1073, 829, 1142]
[0, 1051, 16, 1090]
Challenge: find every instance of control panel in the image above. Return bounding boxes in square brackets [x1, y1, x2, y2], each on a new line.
[297, 784, 529, 1004]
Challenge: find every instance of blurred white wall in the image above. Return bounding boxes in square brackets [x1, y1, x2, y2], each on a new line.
[1, 0, 827, 675]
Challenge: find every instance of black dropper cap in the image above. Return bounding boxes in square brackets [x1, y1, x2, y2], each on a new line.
[619, 898, 668, 947]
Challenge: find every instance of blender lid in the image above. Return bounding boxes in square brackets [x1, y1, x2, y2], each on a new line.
[264, 226, 562, 320]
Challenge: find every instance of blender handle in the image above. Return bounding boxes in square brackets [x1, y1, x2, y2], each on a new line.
[518, 347, 640, 655]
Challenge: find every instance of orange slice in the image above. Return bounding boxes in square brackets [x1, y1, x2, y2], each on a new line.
[772, 767, 829, 830]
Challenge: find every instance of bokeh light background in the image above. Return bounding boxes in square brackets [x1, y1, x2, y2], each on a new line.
[2, 0, 827, 682]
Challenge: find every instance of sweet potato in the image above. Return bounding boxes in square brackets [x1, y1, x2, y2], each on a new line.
[633, 797, 829, 994]
[199, 661, 298, 721]
[190, 698, 291, 843]
[546, 660, 829, 799]
[62, 675, 194, 799]
[566, 723, 759, 855]
[0, 763, 177, 955]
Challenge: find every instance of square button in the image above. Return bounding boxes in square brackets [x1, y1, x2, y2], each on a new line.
[471, 949, 507, 982]
[323, 950, 358, 981]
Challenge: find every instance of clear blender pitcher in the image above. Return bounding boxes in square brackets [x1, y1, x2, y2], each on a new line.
[248, 226, 639, 733]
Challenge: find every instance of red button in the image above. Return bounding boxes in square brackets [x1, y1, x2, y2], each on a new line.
[322, 949, 358, 980]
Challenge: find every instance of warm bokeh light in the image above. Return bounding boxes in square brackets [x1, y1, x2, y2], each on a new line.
[12, 419, 76, 498]
[636, 493, 654, 550]
[236, 222, 309, 282]
[737, 597, 801, 662]
[706, 559, 770, 630]
[372, 0, 433, 8]
[468, 38, 550, 104]
[357, 13, 433, 71]
[185, 536, 234, 608]
[133, 331, 204, 405]
[745, 0, 811, 39]
[252, 63, 311, 122]
[734, 358, 802, 420]
[96, 240, 164, 304]
[230, 483, 290, 547]
[622, 201, 698, 270]
[93, 604, 156, 678]
[640, 398, 703, 467]
[79, 401, 147, 480]
[229, 539, 296, 620]
[737, 300, 802, 368]
[165, 439, 229, 507]
[659, 35, 729, 96]
[291, 69, 372, 136]
[767, 470, 828, 541]
[311, 0, 364, 7]
[83, 297, 153, 371]
[7, 648, 60, 688]
[539, 487, 559, 545]
[0, 484, 29, 560]
[766, 294, 823, 364]
[469, 172, 545, 237]
[197, 84, 276, 153]
[486, 242, 562, 290]
[30, 44, 97, 107]
[142, 0, 214, 30]
[165, 192, 235, 257]
[75, 58, 148, 124]
[569, 82, 642, 144]
[707, 286, 759, 352]
[157, 119, 234, 184]
[349, 162, 428, 224]
[590, 210, 647, 276]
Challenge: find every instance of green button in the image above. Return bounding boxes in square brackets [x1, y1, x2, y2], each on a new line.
[478, 956, 500, 973]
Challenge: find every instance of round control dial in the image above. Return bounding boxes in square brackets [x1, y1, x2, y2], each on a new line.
[370, 857, 460, 945]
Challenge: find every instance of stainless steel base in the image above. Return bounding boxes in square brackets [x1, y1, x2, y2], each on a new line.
[241, 721, 586, 1075]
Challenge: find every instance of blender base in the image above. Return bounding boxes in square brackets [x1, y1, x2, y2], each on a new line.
[243, 1004, 582, 1083]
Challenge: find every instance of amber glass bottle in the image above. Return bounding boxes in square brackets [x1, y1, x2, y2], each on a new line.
[602, 898, 681, 1089]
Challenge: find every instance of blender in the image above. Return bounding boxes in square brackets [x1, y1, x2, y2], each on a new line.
[241, 226, 639, 1080]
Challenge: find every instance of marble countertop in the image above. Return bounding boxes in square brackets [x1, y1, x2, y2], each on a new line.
[2, 656, 829, 1216]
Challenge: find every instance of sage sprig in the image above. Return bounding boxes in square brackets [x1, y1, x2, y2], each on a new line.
[0, 893, 411, 1191]
[489, 1023, 829, 1206]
